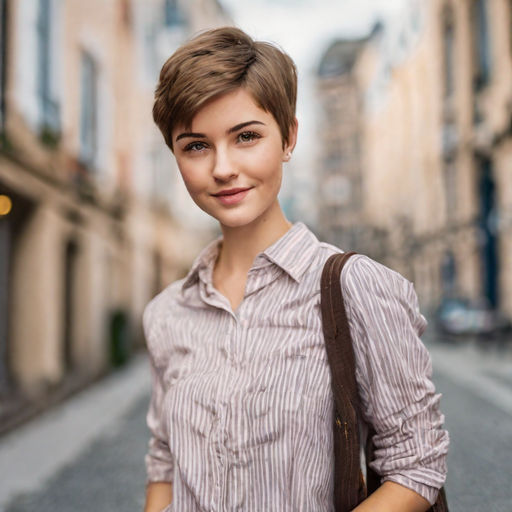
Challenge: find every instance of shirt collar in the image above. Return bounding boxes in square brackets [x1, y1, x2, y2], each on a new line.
[181, 221, 318, 290]
[259, 222, 319, 282]
[181, 236, 222, 290]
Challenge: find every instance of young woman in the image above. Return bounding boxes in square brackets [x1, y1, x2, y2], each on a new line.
[143, 27, 448, 512]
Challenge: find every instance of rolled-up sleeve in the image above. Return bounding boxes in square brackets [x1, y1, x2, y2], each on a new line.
[143, 299, 174, 484]
[342, 255, 449, 505]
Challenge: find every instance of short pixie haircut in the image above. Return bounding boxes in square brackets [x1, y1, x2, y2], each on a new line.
[153, 27, 298, 151]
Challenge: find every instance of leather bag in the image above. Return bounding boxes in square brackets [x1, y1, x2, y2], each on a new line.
[320, 252, 449, 512]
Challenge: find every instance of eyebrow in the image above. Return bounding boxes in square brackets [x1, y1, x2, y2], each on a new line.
[227, 120, 265, 134]
[175, 120, 266, 143]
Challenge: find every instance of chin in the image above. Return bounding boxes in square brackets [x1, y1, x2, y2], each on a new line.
[214, 210, 264, 229]
[217, 217, 256, 229]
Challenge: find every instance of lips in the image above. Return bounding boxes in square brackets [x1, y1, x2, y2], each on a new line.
[213, 187, 251, 197]
[212, 187, 252, 205]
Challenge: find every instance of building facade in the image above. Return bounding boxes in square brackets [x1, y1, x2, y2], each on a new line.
[317, 0, 512, 316]
[0, 0, 230, 430]
[316, 37, 369, 255]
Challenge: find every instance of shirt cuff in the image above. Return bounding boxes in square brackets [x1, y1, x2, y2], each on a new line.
[145, 438, 174, 484]
[382, 474, 440, 506]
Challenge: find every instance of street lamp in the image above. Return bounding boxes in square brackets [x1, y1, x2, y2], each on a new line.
[0, 194, 12, 216]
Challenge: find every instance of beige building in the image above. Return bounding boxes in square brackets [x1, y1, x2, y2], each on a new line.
[317, 0, 512, 316]
[316, 37, 368, 254]
[316, 28, 390, 261]
[0, 0, 230, 431]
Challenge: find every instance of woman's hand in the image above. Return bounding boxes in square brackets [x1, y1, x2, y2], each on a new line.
[144, 481, 173, 512]
[352, 481, 432, 512]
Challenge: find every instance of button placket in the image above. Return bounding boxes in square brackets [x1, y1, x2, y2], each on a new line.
[214, 338, 237, 509]
[230, 320, 242, 366]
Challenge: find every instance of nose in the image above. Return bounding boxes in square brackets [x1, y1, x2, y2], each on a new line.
[211, 146, 238, 182]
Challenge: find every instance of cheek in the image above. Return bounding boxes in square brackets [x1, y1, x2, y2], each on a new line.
[246, 146, 284, 182]
[177, 164, 208, 195]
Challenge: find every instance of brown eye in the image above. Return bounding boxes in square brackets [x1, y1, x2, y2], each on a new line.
[184, 142, 208, 152]
[237, 131, 260, 143]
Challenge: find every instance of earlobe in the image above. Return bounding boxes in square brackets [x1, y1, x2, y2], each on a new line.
[282, 118, 298, 162]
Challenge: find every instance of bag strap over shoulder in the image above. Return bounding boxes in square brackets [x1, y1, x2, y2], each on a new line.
[320, 252, 449, 512]
[320, 252, 359, 411]
[321, 252, 362, 511]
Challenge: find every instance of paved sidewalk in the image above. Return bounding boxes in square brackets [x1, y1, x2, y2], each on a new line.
[0, 353, 151, 510]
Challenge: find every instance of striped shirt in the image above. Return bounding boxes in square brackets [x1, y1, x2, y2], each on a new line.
[143, 222, 448, 511]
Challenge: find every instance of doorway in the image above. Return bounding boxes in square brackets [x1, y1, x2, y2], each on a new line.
[478, 157, 499, 308]
[63, 239, 78, 371]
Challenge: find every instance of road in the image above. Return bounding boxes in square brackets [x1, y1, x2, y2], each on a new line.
[428, 338, 512, 512]
[1, 338, 511, 512]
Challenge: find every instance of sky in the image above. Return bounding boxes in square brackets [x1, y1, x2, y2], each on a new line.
[217, 0, 410, 222]
[219, 0, 408, 72]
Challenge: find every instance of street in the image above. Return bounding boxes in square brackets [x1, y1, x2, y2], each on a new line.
[1, 338, 511, 512]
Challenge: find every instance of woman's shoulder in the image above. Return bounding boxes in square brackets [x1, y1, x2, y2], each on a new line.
[315, 242, 416, 311]
[333, 251, 426, 338]
[342, 253, 412, 292]
[316, 241, 412, 290]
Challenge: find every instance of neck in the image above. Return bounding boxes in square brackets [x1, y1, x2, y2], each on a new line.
[216, 201, 292, 274]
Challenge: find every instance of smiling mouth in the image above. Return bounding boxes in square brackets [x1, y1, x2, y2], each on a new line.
[213, 187, 251, 197]
[212, 187, 252, 205]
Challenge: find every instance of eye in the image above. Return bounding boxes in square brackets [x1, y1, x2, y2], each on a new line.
[183, 141, 208, 153]
[237, 131, 261, 144]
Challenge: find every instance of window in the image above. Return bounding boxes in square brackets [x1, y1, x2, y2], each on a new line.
[472, 0, 491, 90]
[0, 0, 7, 128]
[164, 0, 185, 28]
[37, 0, 60, 133]
[79, 52, 98, 167]
[442, 5, 455, 98]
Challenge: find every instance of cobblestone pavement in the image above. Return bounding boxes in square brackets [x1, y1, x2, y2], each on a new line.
[1, 339, 512, 512]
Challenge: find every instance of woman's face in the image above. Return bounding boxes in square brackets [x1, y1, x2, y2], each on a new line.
[171, 88, 297, 230]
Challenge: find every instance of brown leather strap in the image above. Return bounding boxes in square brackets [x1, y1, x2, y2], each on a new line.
[321, 252, 362, 511]
[321, 252, 449, 512]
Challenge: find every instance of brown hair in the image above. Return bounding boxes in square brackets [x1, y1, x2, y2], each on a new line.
[153, 27, 297, 151]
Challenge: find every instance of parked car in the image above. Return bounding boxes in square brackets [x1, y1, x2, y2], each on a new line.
[435, 297, 511, 338]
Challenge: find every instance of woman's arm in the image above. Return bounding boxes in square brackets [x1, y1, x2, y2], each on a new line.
[352, 481, 431, 512]
[144, 482, 173, 512]
[342, 255, 449, 506]
[143, 299, 175, 512]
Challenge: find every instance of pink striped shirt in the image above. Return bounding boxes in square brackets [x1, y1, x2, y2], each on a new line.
[144, 222, 448, 511]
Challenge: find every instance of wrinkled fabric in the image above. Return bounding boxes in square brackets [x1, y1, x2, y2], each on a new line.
[144, 222, 449, 511]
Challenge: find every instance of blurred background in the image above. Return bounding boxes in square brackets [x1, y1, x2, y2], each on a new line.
[0, 0, 511, 511]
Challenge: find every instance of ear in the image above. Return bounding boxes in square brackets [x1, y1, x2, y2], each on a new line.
[282, 117, 298, 162]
